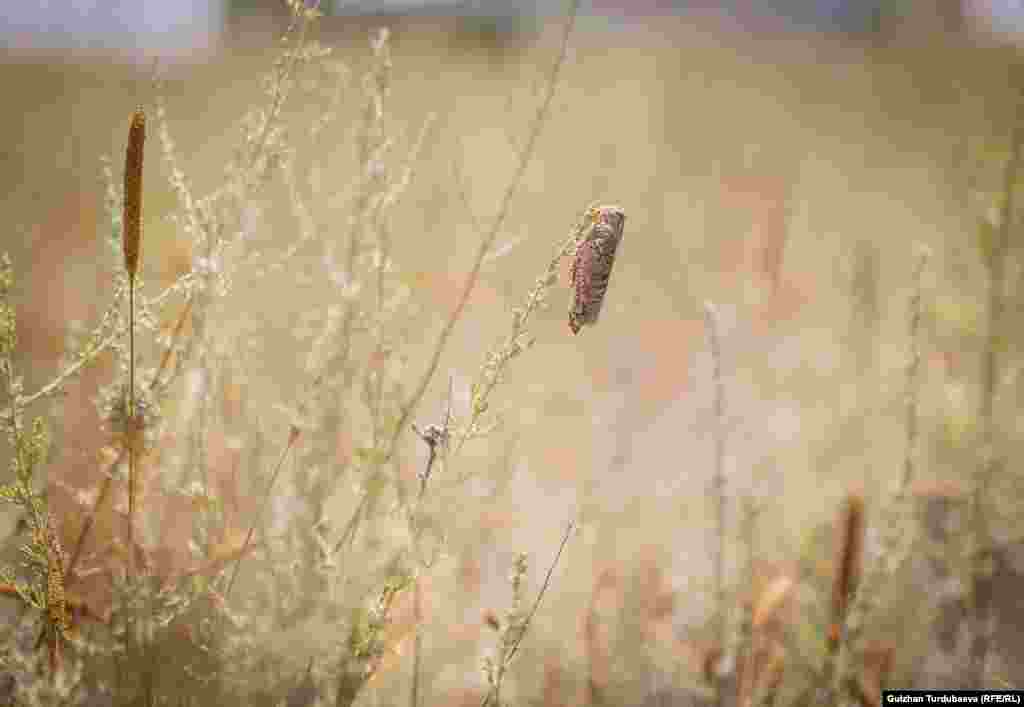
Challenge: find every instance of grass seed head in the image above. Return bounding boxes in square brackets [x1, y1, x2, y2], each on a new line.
[123, 108, 146, 279]
[829, 493, 865, 646]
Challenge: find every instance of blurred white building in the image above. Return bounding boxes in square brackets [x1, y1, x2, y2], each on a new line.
[0, 0, 222, 62]
[2, 0, 1023, 63]
[968, 0, 1024, 39]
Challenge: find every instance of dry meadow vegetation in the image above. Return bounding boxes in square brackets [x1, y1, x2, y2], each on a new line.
[1, 1, 1024, 705]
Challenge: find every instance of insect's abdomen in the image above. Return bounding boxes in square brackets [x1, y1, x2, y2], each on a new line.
[570, 206, 625, 334]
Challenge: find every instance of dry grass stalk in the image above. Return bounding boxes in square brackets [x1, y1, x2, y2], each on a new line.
[898, 246, 929, 497]
[224, 423, 302, 601]
[834, 246, 929, 698]
[122, 107, 146, 577]
[123, 109, 145, 279]
[967, 98, 1024, 683]
[702, 300, 728, 705]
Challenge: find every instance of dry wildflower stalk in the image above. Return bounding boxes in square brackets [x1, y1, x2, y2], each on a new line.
[898, 245, 929, 499]
[454, 204, 596, 456]
[123, 108, 145, 575]
[702, 300, 728, 702]
[569, 205, 625, 334]
[480, 520, 575, 707]
[966, 105, 1023, 683]
[390, 0, 580, 453]
[835, 246, 928, 700]
[224, 424, 302, 601]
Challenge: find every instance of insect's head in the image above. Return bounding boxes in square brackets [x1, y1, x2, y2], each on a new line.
[591, 204, 625, 232]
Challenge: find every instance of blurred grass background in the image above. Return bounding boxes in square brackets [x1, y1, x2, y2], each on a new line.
[1, 1, 1023, 699]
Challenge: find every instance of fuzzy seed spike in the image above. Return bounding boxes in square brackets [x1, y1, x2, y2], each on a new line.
[123, 108, 146, 279]
[829, 493, 865, 649]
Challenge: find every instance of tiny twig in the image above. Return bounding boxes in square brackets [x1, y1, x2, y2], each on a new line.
[224, 425, 301, 601]
[508, 519, 574, 665]
[410, 578, 423, 707]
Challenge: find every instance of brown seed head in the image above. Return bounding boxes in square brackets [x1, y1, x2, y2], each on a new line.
[829, 493, 864, 648]
[38, 517, 70, 638]
[123, 108, 146, 279]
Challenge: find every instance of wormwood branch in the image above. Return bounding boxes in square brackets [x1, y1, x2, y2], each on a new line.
[325, 25, 394, 397]
[0, 255, 69, 678]
[0, 277, 128, 419]
[390, 0, 580, 454]
[966, 97, 1024, 684]
[244, 0, 321, 183]
[3, 338, 119, 420]
[972, 104, 1022, 507]
[835, 245, 929, 698]
[456, 206, 596, 455]
[898, 245, 930, 499]
[480, 518, 575, 707]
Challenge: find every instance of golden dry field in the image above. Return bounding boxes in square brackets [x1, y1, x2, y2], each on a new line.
[1, 5, 1023, 704]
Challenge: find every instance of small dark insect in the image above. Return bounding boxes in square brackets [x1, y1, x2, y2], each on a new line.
[569, 205, 625, 335]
